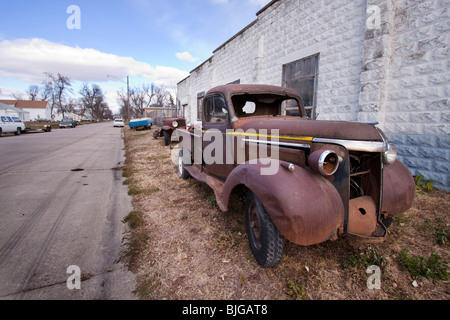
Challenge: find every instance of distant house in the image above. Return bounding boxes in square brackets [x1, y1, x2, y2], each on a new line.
[0, 100, 51, 121]
[0, 102, 30, 120]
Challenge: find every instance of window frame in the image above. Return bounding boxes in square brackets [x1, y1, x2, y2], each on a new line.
[197, 91, 205, 122]
[282, 53, 319, 119]
[203, 94, 229, 124]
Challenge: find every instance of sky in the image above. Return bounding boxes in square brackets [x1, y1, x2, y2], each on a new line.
[0, 0, 272, 113]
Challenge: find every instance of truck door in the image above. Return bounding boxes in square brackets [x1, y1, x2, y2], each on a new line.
[203, 94, 233, 179]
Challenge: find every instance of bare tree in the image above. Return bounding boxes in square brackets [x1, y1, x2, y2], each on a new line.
[27, 85, 40, 101]
[117, 83, 173, 119]
[11, 92, 25, 100]
[40, 82, 53, 101]
[117, 84, 151, 119]
[167, 93, 175, 107]
[152, 85, 170, 108]
[79, 83, 112, 121]
[44, 72, 72, 119]
[117, 91, 129, 120]
[131, 84, 156, 117]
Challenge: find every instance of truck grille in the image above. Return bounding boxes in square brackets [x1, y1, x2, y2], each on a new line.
[349, 151, 381, 202]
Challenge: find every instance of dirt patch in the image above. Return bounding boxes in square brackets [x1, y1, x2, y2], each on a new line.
[120, 127, 449, 300]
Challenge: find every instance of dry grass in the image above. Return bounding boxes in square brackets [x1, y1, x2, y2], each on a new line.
[120, 127, 449, 300]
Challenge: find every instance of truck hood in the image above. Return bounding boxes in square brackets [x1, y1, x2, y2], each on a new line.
[231, 117, 383, 142]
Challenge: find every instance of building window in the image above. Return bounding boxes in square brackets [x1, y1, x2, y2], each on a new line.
[282, 53, 319, 119]
[197, 91, 205, 121]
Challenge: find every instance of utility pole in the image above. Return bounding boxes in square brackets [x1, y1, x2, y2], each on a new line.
[107, 74, 130, 121]
[127, 76, 130, 122]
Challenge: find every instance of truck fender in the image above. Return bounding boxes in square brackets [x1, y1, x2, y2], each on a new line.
[381, 160, 415, 215]
[220, 160, 345, 246]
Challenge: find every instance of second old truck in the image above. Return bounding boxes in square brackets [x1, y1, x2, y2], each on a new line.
[175, 84, 415, 267]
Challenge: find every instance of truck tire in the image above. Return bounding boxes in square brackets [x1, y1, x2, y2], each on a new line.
[177, 150, 190, 179]
[245, 190, 284, 267]
[14, 128, 21, 135]
[163, 130, 170, 146]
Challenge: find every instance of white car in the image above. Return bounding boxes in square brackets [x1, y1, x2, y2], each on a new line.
[113, 119, 125, 127]
[0, 116, 26, 136]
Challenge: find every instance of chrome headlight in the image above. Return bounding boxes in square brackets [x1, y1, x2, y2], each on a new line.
[172, 121, 178, 128]
[383, 144, 397, 165]
[308, 150, 340, 176]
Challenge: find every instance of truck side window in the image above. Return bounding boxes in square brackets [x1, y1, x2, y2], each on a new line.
[205, 96, 228, 123]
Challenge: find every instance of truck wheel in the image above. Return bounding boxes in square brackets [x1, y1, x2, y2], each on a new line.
[177, 150, 190, 179]
[15, 128, 21, 135]
[163, 130, 170, 146]
[245, 190, 284, 267]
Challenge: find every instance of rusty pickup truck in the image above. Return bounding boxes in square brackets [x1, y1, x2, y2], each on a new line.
[175, 84, 415, 267]
[153, 117, 186, 146]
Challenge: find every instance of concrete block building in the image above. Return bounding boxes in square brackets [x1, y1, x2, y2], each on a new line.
[177, 0, 449, 191]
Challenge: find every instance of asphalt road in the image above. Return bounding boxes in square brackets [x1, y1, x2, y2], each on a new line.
[0, 122, 136, 299]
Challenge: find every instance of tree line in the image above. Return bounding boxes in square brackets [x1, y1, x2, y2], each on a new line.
[22, 72, 174, 121]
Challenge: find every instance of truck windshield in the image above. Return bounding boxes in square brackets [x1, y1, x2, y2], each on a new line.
[232, 94, 301, 118]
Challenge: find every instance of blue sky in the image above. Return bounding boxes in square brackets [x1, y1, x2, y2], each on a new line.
[0, 0, 271, 112]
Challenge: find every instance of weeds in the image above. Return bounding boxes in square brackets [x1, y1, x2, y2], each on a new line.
[286, 279, 306, 300]
[122, 178, 133, 185]
[399, 249, 449, 281]
[414, 174, 433, 193]
[122, 167, 138, 178]
[216, 230, 240, 248]
[118, 210, 150, 272]
[128, 187, 141, 196]
[128, 187, 161, 196]
[341, 245, 387, 270]
[435, 228, 448, 246]
[136, 275, 162, 299]
[122, 210, 144, 229]
[423, 212, 449, 246]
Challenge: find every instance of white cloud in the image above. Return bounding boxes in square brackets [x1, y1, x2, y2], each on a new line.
[210, 0, 229, 4]
[0, 38, 189, 87]
[0, 87, 27, 100]
[176, 51, 199, 63]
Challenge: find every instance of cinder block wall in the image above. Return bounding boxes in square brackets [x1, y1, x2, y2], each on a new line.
[359, 0, 449, 190]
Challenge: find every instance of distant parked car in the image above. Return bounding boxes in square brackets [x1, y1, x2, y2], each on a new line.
[0, 115, 26, 136]
[113, 119, 125, 127]
[59, 119, 77, 128]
